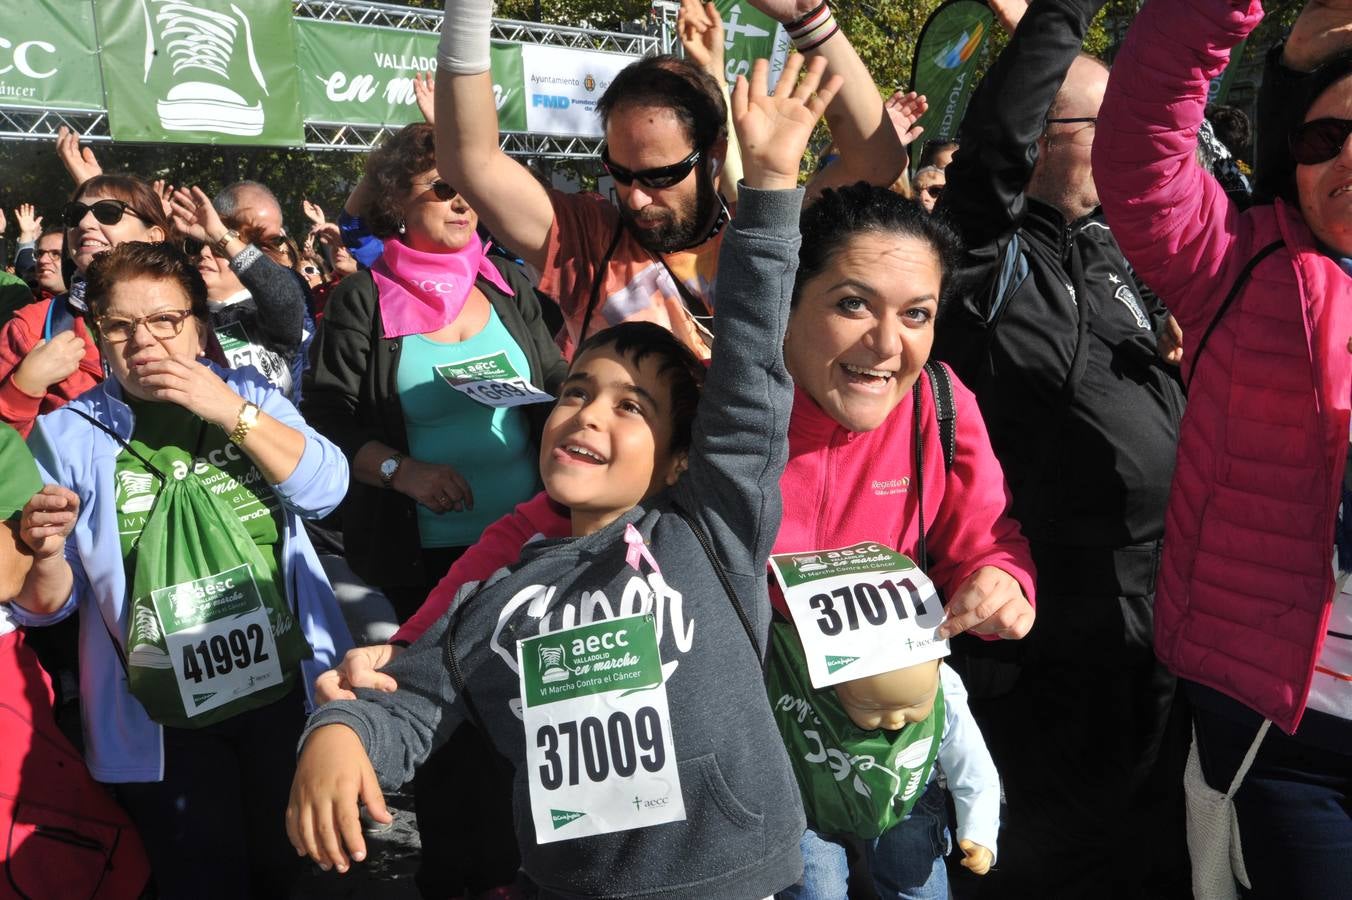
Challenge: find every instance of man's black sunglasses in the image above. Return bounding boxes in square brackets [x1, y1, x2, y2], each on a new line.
[600, 145, 703, 190]
[63, 199, 146, 228]
[1290, 118, 1352, 166]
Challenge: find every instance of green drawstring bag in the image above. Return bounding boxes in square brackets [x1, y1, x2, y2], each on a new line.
[766, 620, 945, 839]
[117, 442, 310, 729]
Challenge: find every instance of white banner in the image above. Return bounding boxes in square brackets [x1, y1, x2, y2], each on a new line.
[521, 44, 637, 138]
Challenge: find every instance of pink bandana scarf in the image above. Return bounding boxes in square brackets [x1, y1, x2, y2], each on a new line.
[372, 234, 514, 339]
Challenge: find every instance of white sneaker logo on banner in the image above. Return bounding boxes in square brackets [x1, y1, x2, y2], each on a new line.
[140, 0, 268, 135]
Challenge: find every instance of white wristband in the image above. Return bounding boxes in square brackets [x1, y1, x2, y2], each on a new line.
[438, 0, 493, 75]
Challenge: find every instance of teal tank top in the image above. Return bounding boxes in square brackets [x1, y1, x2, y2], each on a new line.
[396, 305, 544, 548]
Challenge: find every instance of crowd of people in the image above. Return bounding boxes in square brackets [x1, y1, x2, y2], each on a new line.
[0, 0, 1347, 898]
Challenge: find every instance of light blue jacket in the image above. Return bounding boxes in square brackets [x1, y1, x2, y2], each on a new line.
[17, 364, 354, 782]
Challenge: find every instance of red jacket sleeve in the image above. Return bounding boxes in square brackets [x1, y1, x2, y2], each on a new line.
[391, 491, 573, 644]
[1093, 0, 1264, 338]
[0, 311, 44, 438]
[926, 367, 1037, 613]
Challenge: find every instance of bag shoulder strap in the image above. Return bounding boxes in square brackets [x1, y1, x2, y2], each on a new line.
[1225, 719, 1272, 799]
[44, 293, 77, 341]
[673, 503, 763, 661]
[67, 407, 162, 481]
[924, 360, 956, 474]
[576, 218, 627, 346]
[1187, 239, 1284, 386]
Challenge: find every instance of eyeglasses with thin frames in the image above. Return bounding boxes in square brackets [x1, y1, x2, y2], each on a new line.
[96, 308, 196, 343]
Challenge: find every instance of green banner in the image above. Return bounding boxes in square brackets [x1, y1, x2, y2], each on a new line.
[296, 20, 526, 131]
[0, 1, 103, 110]
[1208, 37, 1248, 107]
[909, 0, 993, 159]
[96, 0, 305, 146]
[714, 1, 789, 87]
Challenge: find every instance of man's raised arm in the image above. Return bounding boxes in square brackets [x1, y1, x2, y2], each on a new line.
[435, 0, 555, 270]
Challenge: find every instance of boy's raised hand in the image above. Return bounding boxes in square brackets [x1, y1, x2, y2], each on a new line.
[286, 724, 393, 874]
[732, 54, 842, 191]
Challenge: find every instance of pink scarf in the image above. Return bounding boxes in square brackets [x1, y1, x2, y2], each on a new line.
[372, 235, 514, 339]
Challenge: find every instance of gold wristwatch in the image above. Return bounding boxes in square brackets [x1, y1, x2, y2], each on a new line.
[213, 229, 241, 256]
[228, 401, 261, 445]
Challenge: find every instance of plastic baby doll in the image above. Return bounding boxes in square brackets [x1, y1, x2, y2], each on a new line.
[834, 660, 996, 876]
[769, 627, 1001, 899]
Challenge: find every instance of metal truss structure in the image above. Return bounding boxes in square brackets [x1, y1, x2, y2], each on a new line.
[0, 0, 676, 158]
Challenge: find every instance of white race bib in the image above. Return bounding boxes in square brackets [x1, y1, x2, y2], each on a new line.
[517, 614, 686, 843]
[149, 563, 285, 717]
[435, 351, 553, 408]
[215, 321, 293, 394]
[769, 542, 948, 689]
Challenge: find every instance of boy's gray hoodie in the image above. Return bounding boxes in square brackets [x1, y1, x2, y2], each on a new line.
[303, 186, 807, 899]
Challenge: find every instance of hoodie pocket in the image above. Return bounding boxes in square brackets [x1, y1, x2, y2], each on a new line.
[683, 752, 764, 832]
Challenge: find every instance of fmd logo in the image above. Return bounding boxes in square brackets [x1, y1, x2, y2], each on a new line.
[532, 94, 570, 109]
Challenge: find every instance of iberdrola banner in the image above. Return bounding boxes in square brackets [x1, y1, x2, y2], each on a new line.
[95, 0, 306, 146]
[1208, 36, 1249, 107]
[909, 0, 993, 163]
[713, 0, 790, 89]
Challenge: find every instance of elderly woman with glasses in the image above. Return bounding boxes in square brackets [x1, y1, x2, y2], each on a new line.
[0, 174, 169, 436]
[1094, 0, 1352, 895]
[9, 241, 352, 898]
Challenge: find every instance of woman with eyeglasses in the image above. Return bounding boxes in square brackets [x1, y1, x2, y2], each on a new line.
[9, 241, 351, 899]
[0, 174, 169, 436]
[1094, 1, 1352, 895]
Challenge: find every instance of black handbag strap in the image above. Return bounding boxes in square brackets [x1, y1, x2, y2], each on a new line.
[1187, 239, 1284, 386]
[673, 502, 762, 660]
[67, 407, 163, 481]
[576, 219, 627, 346]
[924, 360, 956, 473]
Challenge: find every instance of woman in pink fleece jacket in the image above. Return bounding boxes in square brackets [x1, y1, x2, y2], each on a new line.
[1095, 0, 1352, 895]
[318, 184, 1037, 897]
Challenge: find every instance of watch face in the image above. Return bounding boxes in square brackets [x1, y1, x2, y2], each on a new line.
[380, 457, 399, 478]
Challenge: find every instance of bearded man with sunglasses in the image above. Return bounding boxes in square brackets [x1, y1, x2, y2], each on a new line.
[1096, 1, 1352, 896]
[929, 0, 1189, 896]
[432, 0, 912, 360]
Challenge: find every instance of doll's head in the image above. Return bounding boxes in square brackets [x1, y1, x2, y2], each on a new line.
[833, 658, 941, 731]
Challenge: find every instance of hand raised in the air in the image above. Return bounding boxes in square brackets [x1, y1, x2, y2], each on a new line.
[732, 54, 842, 192]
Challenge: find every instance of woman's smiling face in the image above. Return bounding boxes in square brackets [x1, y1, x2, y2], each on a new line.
[784, 232, 942, 433]
[66, 192, 165, 273]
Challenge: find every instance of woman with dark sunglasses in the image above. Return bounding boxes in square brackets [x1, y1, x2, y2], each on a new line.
[0, 174, 169, 437]
[1094, 1, 1352, 896]
[302, 122, 566, 898]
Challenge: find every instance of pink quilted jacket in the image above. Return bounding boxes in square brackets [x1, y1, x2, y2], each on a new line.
[1095, 0, 1352, 733]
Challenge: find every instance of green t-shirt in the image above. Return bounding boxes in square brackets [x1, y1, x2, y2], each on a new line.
[114, 399, 284, 590]
[0, 423, 43, 521]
